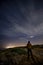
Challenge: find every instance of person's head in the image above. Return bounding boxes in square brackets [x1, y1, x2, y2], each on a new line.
[28, 41, 30, 44]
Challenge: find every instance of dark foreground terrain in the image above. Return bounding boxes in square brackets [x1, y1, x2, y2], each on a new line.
[0, 45, 43, 65]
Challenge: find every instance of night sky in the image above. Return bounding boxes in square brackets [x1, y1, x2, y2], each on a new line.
[0, 0, 43, 48]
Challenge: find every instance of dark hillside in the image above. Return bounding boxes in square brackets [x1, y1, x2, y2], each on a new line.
[0, 45, 43, 65]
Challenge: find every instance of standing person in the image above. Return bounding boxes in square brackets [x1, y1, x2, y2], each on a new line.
[27, 41, 33, 59]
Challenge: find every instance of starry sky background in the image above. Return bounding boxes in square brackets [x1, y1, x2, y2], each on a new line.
[0, 0, 43, 48]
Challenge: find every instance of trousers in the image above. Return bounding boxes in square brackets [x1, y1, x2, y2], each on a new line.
[27, 48, 33, 59]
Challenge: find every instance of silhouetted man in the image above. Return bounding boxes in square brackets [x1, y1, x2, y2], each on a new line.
[27, 41, 33, 59]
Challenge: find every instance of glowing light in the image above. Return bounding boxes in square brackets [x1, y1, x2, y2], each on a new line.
[6, 45, 16, 48]
[30, 36, 34, 38]
[5, 43, 26, 49]
[5, 44, 16, 48]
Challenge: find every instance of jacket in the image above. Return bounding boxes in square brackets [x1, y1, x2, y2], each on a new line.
[27, 43, 32, 49]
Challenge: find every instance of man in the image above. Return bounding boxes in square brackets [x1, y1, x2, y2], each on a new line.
[27, 41, 33, 59]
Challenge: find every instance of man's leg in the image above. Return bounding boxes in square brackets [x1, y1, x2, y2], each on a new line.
[30, 49, 33, 58]
[28, 49, 29, 59]
[30, 49, 35, 61]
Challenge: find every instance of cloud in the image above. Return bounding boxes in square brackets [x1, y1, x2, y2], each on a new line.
[0, 0, 43, 47]
[15, 22, 43, 36]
